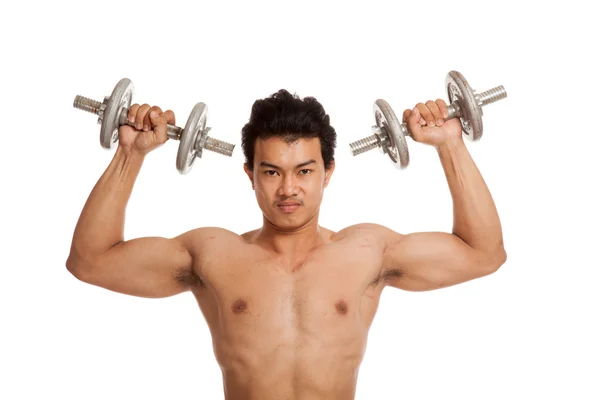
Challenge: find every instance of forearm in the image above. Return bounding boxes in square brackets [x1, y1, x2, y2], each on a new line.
[437, 138, 504, 254]
[68, 146, 145, 262]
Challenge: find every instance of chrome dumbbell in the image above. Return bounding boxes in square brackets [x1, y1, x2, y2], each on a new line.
[349, 71, 507, 169]
[73, 78, 235, 174]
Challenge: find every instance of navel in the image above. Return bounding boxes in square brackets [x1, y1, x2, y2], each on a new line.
[335, 300, 349, 315]
[231, 299, 248, 314]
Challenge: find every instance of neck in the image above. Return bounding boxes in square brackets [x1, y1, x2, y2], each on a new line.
[255, 211, 327, 256]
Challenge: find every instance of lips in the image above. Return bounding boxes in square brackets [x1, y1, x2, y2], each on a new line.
[277, 201, 301, 213]
[278, 201, 300, 206]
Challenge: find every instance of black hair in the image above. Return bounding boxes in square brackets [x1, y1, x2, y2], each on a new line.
[241, 89, 336, 171]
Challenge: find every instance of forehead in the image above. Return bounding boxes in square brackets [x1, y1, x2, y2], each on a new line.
[254, 137, 322, 166]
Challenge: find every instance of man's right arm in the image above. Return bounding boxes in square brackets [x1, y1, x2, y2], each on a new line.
[66, 106, 200, 298]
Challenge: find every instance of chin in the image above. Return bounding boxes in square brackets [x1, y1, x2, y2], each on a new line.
[279, 210, 320, 230]
[274, 215, 303, 228]
[263, 211, 303, 230]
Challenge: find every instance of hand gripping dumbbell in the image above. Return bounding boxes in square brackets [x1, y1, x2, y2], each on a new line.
[73, 78, 236, 174]
[348, 71, 507, 169]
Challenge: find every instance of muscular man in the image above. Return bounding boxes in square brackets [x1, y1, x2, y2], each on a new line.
[66, 89, 506, 399]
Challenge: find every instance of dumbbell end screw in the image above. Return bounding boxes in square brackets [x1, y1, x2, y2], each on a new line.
[477, 85, 507, 107]
[204, 137, 235, 157]
[349, 132, 381, 156]
[73, 95, 103, 115]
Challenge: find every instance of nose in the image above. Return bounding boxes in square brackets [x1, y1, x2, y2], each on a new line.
[278, 174, 299, 198]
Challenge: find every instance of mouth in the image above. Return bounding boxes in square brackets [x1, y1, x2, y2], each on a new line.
[277, 202, 301, 213]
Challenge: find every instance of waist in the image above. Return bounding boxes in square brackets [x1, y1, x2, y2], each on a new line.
[221, 362, 359, 400]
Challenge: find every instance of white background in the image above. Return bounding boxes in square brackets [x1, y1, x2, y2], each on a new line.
[1, 0, 599, 399]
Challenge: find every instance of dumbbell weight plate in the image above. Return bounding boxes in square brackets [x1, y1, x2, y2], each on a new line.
[373, 99, 409, 169]
[446, 71, 483, 141]
[176, 102, 208, 174]
[100, 78, 134, 149]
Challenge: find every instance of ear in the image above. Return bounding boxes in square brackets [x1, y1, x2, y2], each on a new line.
[323, 160, 335, 188]
[243, 163, 255, 190]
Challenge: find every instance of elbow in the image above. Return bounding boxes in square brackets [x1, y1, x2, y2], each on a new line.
[499, 246, 508, 264]
[486, 245, 507, 274]
[66, 253, 94, 283]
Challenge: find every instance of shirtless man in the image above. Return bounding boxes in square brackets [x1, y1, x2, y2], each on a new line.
[66, 89, 507, 399]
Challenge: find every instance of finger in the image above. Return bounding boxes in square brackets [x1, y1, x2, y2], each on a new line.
[402, 109, 411, 124]
[435, 99, 449, 119]
[136, 104, 151, 131]
[128, 104, 140, 124]
[416, 103, 434, 127]
[161, 110, 176, 126]
[149, 109, 169, 143]
[405, 107, 422, 137]
[426, 100, 443, 127]
[144, 106, 163, 132]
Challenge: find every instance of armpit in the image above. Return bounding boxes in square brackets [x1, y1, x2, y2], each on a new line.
[369, 268, 403, 287]
[174, 267, 205, 289]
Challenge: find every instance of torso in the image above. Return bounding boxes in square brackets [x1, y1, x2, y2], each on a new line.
[187, 224, 393, 400]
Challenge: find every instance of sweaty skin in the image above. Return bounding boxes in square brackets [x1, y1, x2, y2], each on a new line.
[67, 101, 506, 399]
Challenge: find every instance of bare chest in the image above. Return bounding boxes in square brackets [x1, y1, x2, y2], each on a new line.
[195, 239, 386, 336]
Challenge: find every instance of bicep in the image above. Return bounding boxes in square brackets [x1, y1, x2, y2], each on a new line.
[75, 235, 194, 298]
[382, 232, 498, 291]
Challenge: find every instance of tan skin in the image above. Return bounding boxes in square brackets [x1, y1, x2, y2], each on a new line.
[67, 99, 506, 399]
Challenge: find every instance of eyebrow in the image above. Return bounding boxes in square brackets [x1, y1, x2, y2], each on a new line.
[260, 160, 317, 169]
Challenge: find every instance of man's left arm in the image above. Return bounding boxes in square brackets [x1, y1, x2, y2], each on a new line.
[381, 101, 507, 292]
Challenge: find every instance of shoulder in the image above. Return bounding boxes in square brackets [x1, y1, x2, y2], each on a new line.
[332, 223, 403, 245]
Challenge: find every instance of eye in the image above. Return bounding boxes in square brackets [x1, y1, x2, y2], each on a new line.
[265, 170, 279, 176]
[300, 169, 311, 175]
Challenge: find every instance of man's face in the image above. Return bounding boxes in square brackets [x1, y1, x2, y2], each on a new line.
[244, 137, 334, 231]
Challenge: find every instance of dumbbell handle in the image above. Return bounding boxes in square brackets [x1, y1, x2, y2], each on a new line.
[394, 99, 460, 139]
[73, 95, 235, 157]
[118, 110, 184, 141]
[440, 102, 460, 127]
[350, 85, 506, 156]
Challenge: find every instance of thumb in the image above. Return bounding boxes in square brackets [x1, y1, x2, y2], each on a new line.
[149, 110, 169, 143]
